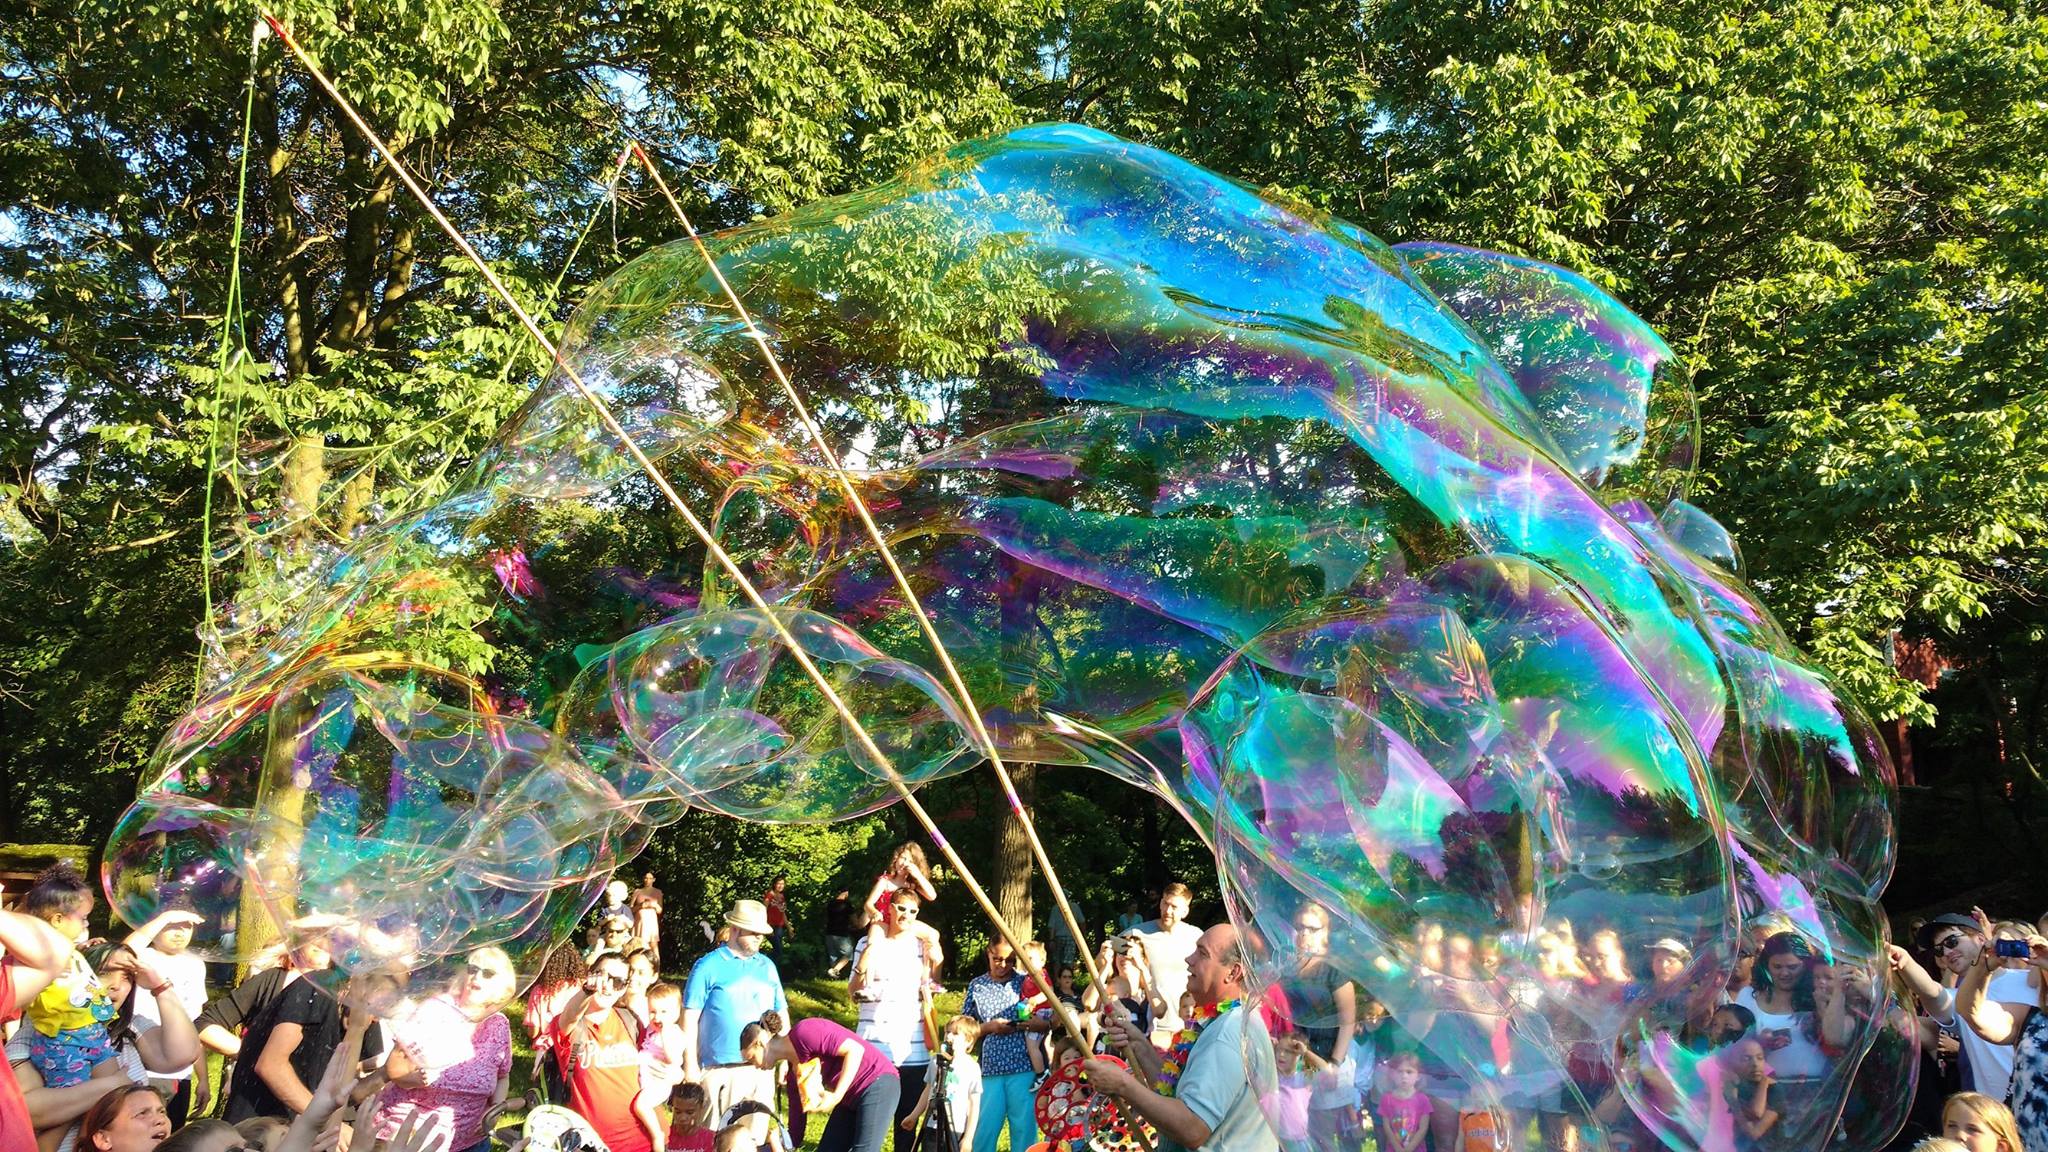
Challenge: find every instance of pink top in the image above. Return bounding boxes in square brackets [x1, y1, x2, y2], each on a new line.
[639, 1022, 685, 1094]
[669, 1125, 716, 1152]
[374, 994, 513, 1147]
[1376, 1091, 1432, 1148]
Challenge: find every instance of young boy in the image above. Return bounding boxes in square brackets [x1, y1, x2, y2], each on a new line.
[668, 1081, 714, 1152]
[902, 1016, 982, 1152]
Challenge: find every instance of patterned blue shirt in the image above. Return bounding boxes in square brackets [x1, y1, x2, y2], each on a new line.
[962, 973, 1032, 1076]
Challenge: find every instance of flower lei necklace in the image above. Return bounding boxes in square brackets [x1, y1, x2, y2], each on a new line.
[1157, 998, 1242, 1097]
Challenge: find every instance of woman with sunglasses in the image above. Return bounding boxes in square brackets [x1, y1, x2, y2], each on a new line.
[849, 893, 934, 1134]
[370, 948, 519, 1152]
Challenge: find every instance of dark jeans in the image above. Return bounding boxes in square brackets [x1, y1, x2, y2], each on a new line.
[817, 1074, 901, 1152]
[895, 1063, 929, 1132]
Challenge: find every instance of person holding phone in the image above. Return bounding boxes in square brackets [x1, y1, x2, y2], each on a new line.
[1919, 911, 2036, 1100]
[1731, 933, 1828, 1080]
[1954, 907, 2048, 1152]
[551, 951, 649, 1152]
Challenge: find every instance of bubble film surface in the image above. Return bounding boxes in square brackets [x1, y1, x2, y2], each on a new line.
[109, 124, 1904, 1145]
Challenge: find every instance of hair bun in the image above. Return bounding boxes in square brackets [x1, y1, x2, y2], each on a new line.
[759, 1010, 785, 1033]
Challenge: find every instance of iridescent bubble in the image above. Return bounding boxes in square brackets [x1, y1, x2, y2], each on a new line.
[112, 123, 1903, 1148]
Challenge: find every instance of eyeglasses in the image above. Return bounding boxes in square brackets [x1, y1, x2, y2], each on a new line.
[895, 907, 920, 918]
[1932, 934, 1967, 954]
[598, 971, 628, 987]
[467, 964, 502, 980]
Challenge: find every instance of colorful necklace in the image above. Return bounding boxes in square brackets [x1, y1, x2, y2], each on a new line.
[1156, 999, 1242, 1097]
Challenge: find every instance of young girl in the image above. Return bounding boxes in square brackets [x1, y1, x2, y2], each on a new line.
[903, 1016, 982, 1152]
[668, 1081, 715, 1152]
[1942, 1092, 2024, 1152]
[1374, 1051, 1431, 1152]
[636, 983, 687, 1152]
[865, 843, 942, 975]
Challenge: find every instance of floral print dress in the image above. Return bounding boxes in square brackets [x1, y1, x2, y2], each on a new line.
[2009, 1007, 2048, 1152]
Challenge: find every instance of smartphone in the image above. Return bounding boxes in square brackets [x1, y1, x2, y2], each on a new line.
[1995, 939, 2032, 959]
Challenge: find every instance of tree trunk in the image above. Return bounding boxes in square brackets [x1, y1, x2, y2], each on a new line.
[234, 433, 325, 974]
[995, 763, 1038, 942]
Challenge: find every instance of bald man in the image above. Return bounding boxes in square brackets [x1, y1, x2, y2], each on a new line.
[1085, 924, 1277, 1152]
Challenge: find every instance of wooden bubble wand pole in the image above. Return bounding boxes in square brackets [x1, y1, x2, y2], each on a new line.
[253, 17, 1140, 1113]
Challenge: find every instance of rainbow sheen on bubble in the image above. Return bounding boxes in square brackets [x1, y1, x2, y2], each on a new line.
[109, 122, 1903, 1145]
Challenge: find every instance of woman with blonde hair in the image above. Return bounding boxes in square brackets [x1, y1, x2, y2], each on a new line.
[372, 947, 521, 1152]
[1941, 1092, 2023, 1152]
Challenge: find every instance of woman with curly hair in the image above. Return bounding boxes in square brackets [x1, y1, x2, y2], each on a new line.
[526, 940, 589, 1105]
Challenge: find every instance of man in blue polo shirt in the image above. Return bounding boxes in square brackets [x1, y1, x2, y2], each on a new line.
[683, 899, 788, 1119]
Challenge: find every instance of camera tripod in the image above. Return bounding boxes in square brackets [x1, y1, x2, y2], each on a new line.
[907, 1051, 963, 1152]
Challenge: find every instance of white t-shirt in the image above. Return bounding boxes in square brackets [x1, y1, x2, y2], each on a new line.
[1129, 919, 1203, 1036]
[850, 933, 930, 1067]
[1940, 966, 2036, 1100]
[1732, 988, 1829, 1079]
[131, 946, 208, 1080]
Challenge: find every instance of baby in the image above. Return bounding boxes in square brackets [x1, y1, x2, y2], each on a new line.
[636, 983, 688, 1152]
[1012, 941, 1054, 1076]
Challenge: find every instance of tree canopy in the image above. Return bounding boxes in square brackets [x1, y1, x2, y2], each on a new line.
[4, 0, 2044, 907]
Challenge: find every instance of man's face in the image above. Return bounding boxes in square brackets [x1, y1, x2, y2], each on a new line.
[1184, 925, 1241, 1004]
[1649, 950, 1685, 985]
[157, 923, 195, 954]
[730, 928, 765, 957]
[986, 944, 1015, 980]
[1930, 927, 1983, 975]
[889, 897, 922, 933]
[1158, 893, 1190, 929]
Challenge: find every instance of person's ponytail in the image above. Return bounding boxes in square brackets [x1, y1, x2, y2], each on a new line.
[740, 1010, 786, 1052]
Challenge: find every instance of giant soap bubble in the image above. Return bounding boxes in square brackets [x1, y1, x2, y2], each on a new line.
[108, 125, 1906, 1148]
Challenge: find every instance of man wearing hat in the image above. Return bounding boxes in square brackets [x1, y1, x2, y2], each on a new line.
[683, 899, 788, 1119]
[1898, 913, 2035, 1100]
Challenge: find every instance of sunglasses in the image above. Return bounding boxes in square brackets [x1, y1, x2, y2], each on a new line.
[598, 971, 628, 987]
[895, 907, 920, 918]
[467, 964, 503, 980]
[1932, 934, 1968, 954]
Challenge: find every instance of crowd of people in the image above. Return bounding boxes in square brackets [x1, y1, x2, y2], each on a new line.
[5, 854, 2048, 1152]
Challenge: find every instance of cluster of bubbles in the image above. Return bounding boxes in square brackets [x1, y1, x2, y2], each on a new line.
[108, 125, 1905, 1147]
